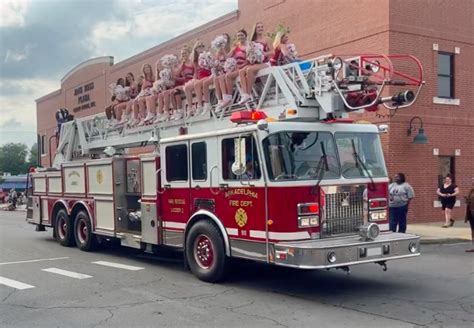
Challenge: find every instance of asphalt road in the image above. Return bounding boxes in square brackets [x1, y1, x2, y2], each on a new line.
[0, 210, 473, 328]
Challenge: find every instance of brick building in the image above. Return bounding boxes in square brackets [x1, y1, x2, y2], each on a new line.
[36, 0, 473, 223]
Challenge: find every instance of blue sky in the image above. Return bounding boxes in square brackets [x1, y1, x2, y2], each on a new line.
[0, 0, 238, 148]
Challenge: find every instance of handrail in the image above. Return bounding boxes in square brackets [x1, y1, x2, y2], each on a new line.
[209, 165, 220, 195]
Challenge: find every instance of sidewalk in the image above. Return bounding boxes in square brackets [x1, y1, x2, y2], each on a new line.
[0, 204, 26, 212]
[408, 220, 472, 244]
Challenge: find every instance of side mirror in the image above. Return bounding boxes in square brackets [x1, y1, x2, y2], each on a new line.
[231, 137, 246, 176]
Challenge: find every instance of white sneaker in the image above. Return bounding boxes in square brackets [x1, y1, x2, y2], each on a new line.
[127, 117, 138, 127]
[216, 95, 232, 112]
[201, 103, 212, 116]
[238, 94, 251, 105]
[153, 113, 163, 124]
[118, 114, 130, 125]
[143, 113, 155, 122]
[159, 112, 170, 122]
[195, 106, 203, 116]
[172, 110, 183, 120]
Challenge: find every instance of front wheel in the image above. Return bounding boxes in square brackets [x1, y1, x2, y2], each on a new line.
[54, 209, 74, 246]
[185, 220, 227, 283]
[73, 211, 98, 251]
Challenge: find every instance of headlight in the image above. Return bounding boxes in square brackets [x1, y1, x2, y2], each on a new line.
[359, 223, 380, 240]
[408, 241, 418, 253]
[332, 57, 343, 71]
[327, 251, 337, 263]
[367, 60, 380, 73]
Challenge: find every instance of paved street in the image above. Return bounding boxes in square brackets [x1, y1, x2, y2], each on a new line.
[0, 210, 473, 328]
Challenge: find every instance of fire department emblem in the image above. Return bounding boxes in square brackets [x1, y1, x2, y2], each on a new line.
[96, 169, 104, 185]
[235, 208, 248, 227]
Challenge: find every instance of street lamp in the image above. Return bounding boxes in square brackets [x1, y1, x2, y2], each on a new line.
[407, 116, 428, 144]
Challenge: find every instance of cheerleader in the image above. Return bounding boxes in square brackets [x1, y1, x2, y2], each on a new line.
[112, 77, 127, 117]
[271, 30, 299, 66]
[238, 22, 273, 105]
[216, 29, 249, 111]
[134, 63, 155, 126]
[161, 47, 194, 122]
[116, 72, 138, 124]
[212, 33, 231, 108]
[153, 57, 177, 123]
[183, 41, 208, 118]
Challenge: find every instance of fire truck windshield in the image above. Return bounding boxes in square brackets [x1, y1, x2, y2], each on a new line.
[263, 131, 340, 181]
[335, 132, 387, 178]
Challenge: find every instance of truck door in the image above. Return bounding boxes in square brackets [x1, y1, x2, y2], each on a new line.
[215, 133, 266, 248]
[189, 137, 218, 215]
[140, 155, 161, 245]
[160, 141, 191, 232]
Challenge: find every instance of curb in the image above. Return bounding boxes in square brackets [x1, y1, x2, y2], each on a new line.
[420, 238, 470, 245]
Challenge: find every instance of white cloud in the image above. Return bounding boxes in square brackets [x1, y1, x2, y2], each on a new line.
[0, 78, 58, 130]
[87, 0, 237, 58]
[0, 0, 28, 28]
[91, 20, 132, 41]
[4, 43, 35, 63]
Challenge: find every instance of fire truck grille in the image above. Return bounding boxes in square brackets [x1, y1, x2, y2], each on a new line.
[323, 192, 364, 237]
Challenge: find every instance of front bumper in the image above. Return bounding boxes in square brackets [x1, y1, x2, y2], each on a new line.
[272, 232, 420, 269]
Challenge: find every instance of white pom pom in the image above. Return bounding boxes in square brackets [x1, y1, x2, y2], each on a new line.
[160, 54, 179, 68]
[286, 43, 299, 61]
[246, 41, 265, 64]
[211, 35, 227, 50]
[108, 83, 117, 96]
[223, 57, 237, 73]
[198, 51, 213, 70]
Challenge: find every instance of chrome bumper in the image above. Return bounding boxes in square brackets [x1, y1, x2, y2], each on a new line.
[272, 232, 420, 269]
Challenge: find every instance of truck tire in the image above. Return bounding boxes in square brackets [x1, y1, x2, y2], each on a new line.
[185, 220, 227, 283]
[54, 209, 74, 247]
[73, 210, 98, 251]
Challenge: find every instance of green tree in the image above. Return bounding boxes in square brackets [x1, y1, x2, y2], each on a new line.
[27, 143, 38, 168]
[0, 143, 28, 175]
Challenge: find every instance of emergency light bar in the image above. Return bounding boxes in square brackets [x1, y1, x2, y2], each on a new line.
[230, 111, 267, 123]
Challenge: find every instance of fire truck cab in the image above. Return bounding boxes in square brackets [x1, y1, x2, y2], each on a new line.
[27, 54, 424, 282]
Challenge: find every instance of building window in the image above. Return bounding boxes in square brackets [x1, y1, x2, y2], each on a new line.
[438, 155, 455, 187]
[437, 52, 454, 98]
[41, 135, 46, 155]
[191, 142, 207, 181]
[165, 144, 188, 182]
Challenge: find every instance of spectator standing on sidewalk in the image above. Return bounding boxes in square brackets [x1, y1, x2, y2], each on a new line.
[465, 179, 474, 252]
[436, 174, 459, 228]
[389, 173, 414, 233]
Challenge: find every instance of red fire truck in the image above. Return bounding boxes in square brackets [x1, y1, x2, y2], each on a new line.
[27, 54, 425, 282]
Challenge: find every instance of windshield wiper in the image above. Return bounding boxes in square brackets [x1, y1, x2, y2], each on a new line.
[311, 142, 329, 193]
[351, 139, 376, 190]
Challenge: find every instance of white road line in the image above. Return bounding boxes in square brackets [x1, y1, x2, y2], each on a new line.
[0, 277, 35, 290]
[0, 257, 69, 266]
[92, 261, 144, 271]
[41, 268, 92, 279]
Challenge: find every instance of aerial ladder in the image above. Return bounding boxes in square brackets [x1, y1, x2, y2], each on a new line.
[52, 54, 424, 168]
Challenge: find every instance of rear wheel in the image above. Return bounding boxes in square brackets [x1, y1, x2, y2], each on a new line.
[185, 220, 227, 282]
[54, 209, 74, 246]
[73, 211, 98, 251]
